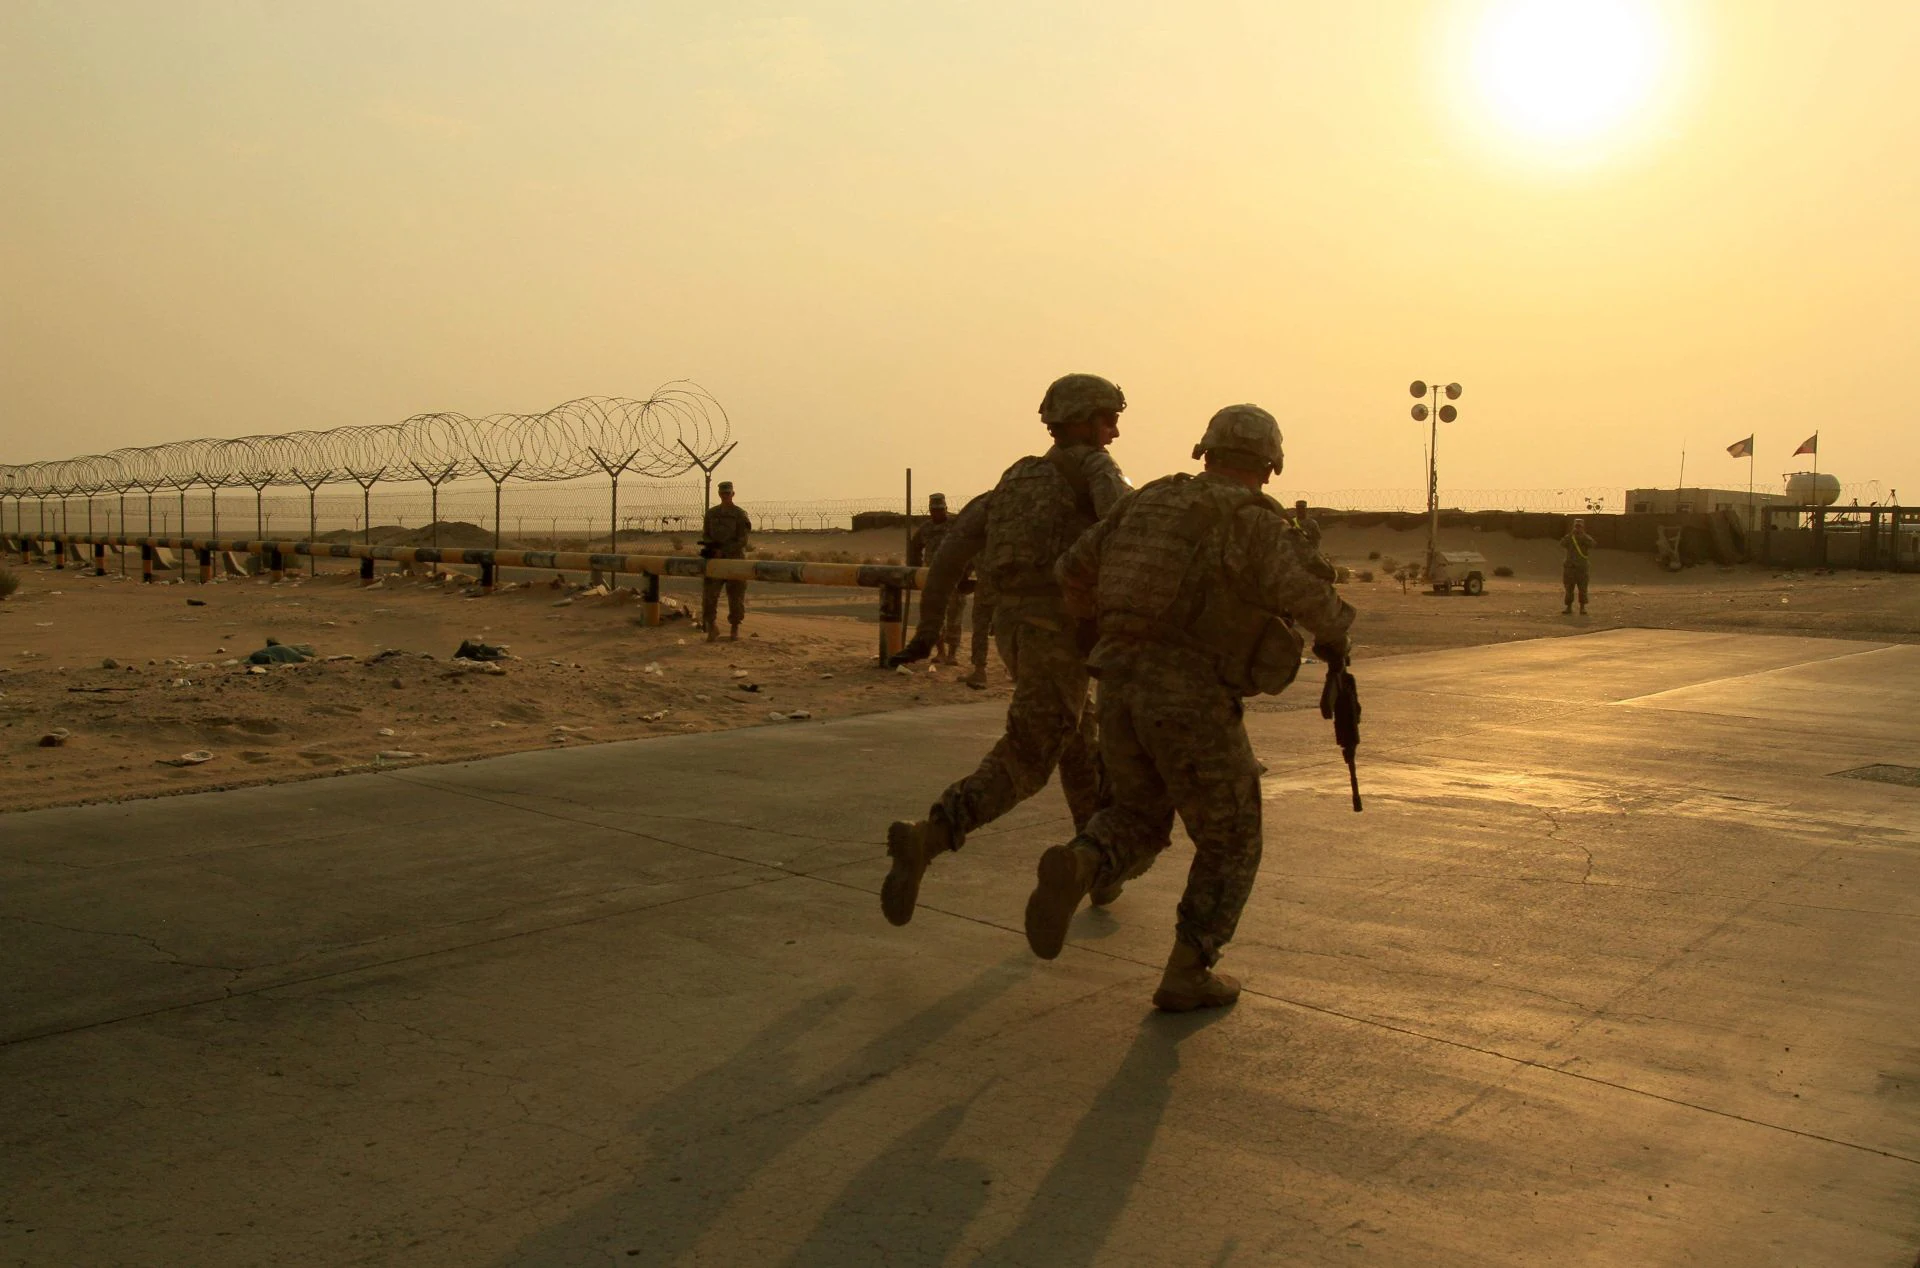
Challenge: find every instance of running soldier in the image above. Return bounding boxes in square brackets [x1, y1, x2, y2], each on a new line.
[700, 481, 751, 642]
[881, 373, 1131, 926]
[1024, 405, 1355, 1011]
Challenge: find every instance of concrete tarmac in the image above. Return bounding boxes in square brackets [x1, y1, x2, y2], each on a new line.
[3, 629, 1916, 1267]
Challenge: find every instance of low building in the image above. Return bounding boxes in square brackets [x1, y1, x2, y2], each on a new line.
[1625, 487, 1791, 531]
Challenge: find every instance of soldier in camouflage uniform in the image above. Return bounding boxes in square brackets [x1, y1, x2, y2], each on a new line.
[700, 481, 752, 642]
[907, 493, 967, 665]
[1560, 517, 1595, 615]
[965, 585, 995, 689]
[880, 373, 1132, 927]
[1025, 405, 1355, 1011]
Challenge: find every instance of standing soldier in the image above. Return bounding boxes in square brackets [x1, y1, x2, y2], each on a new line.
[1292, 499, 1322, 549]
[907, 493, 967, 665]
[1024, 405, 1355, 1011]
[881, 373, 1131, 926]
[1560, 517, 1595, 616]
[700, 480, 752, 642]
[898, 491, 997, 688]
[963, 583, 995, 690]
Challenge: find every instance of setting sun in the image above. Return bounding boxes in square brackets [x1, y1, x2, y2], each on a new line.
[1472, 0, 1668, 145]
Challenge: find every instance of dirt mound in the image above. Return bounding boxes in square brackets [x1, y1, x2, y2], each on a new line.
[315, 522, 502, 550]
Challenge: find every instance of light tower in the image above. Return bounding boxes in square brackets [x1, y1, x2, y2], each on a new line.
[1410, 379, 1462, 577]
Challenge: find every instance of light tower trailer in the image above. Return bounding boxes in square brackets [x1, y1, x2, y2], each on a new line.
[1425, 546, 1487, 595]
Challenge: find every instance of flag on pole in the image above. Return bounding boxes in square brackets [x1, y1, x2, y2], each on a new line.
[1794, 434, 1818, 456]
[1726, 436, 1754, 458]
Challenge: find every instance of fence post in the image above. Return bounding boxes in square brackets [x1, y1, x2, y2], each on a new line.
[643, 571, 661, 626]
[93, 542, 107, 575]
[269, 546, 285, 581]
[480, 559, 496, 593]
[877, 583, 904, 661]
[197, 548, 213, 584]
[360, 557, 375, 586]
[53, 538, 65, 570]
[141, 542, 154, 583]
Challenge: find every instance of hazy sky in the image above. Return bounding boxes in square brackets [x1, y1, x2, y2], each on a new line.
[3, 1, 1916, 503]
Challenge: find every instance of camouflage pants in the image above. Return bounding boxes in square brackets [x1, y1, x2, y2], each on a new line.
[1079, 652, 1263, 966]
[939, 591, 967, 654]
[970, 596, 995, 671]
[702, 577, 747, 628]
[933, 612, 1099, 844]
[1562, 565, 1590, 608]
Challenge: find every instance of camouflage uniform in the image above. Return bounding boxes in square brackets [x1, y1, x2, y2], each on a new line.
[701, 499, 752, 630]
[1560, 525, 1595, 611]
[1054, 469, 1354, 967]
[908, 512, 966, 653]
[882, 373, 1130, 930]
[930, 443, 1128, 843]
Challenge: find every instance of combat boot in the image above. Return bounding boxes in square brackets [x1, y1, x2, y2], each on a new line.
[1089, 879, 1124, 907]
[705, 625, 720, 643]
[881, 815, 953, 926]
[962, 666, 987, 690]
[728, 622, 741, 641]
[1023, 839, 1101, 959]
[1151, 941, 1241, 1012]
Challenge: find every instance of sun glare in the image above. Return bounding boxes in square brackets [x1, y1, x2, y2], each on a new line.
[1472, 0, 1667, 146]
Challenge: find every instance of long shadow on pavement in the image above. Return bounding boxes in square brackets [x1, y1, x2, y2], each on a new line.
[498, 958, 1030, 1267]
[976, 1009, 1228, 1267]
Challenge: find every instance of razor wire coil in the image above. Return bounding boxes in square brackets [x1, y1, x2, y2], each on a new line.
[0, 384, 731, 499]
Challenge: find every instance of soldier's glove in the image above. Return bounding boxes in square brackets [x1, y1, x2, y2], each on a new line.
[1312, 638, 1349, 670]
[697, 540, 721, 560]
[885, 634, 935, 669]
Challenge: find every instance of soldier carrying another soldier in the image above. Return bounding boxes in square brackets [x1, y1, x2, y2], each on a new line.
[880, 373, 1132, 926]
[1024, 404, 1355, 1011]
[700, 480, 752, 642]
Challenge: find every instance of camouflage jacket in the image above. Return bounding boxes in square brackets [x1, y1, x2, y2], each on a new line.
[1058, 471, 1353, 683]
[703, 503, 752, 558]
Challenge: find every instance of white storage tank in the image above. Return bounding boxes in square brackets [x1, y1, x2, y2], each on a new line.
[1786, 472, 1840, 506]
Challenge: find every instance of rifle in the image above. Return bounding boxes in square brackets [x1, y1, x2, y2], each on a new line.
[1318, 650, 1362, 812]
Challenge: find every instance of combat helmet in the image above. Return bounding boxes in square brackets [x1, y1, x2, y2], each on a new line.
[1038, 374, 1127, 434]
[1192, 404, 1284, 474]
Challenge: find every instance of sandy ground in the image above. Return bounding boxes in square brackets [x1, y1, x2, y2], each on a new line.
[2, 532, 1915, 815]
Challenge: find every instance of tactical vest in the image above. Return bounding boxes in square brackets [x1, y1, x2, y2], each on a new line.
[979, 449, 1098, 597]
[1095, 474, 1302, 696]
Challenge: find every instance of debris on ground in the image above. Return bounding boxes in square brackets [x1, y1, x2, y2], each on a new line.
[453, 638, 510, 662]
[158, 750, 215, 767]
[186, 598, 206, 606]
[38, 729, 72, 747]
[376, 750, 426, 761]
[247, 638, 314, 664]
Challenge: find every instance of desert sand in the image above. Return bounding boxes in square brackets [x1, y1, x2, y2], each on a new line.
[2, 524, 1913, 815]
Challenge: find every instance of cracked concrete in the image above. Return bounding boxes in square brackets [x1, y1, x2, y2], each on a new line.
[1, 629, 1917, 1266]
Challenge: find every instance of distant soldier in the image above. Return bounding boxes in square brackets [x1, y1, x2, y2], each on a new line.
[964, 586, 995, 690]
[1292, 499, 1321, 548]
[901, 491, 997, 688]
[907, 493, 967, 665]
[881, 373, 1131, 926]
[1026, 405, 1355, 1011]
[700, 481, 751, 642]
[1560, 517, 1595, 616]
